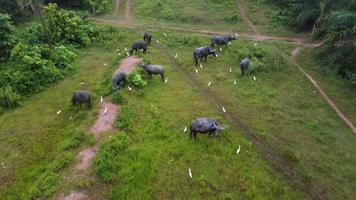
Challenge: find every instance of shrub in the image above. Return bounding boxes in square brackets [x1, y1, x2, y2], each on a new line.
[128, 72, 147, 89]
[0, 86, 21, 108]
[95, 134, 128, 182]
[44, 3, 96, 46]
[0, 13, 16, 61]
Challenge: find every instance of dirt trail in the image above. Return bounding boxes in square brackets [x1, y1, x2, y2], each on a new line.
[236, 0, 257, 33]
[123, 0, 133, 25]
[113, 56, 142, 76]
[90, 101, 119, 137]
[57, 56, 143, 200]
[75, 147, 97, 170]
[59, 192, 90, 200]
[291, 47, 301, 58]
[289, 53, 356, 134]
[90, 17, 322, 47]
[113, 0, 120, 16]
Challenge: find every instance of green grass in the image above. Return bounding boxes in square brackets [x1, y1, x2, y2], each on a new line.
[153, 31, 355, 199]
[297, 48, 356, 125]
[1, 20, 356, 200]
[0, 47, 117, 199]
[130, 0, 250, 32]
[240, 0, 307, 37]
[94, 35, 303, 199]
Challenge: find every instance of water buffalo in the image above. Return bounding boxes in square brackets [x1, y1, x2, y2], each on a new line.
[139, 63, 165, 80]
[130, 41, 147, 55]
[240, 58, 250, 77]
[143, 32, 152, 45]
[193, 47, 217, 66]
[211, 35, 236, 47]
[112, 72, 126, 90]
[190, 118, 223, 139]
[71, 91, 91, 108]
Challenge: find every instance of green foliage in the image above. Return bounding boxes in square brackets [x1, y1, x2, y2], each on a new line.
[95, 134, 128, 182]
[0, 13, 16, 61]
[227, 43, 282, 74]
[128, 72, 147, 89]
[44, 3, 96, 46]
[0, 86, 21, 108]
[6, 43, 74, 94]
[111, 92, 128, 105]
[86, 0, 111, 15]
[116, 105, 135, 132]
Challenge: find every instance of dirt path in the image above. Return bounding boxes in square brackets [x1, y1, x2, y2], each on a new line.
[289, 51, 356, 134]
[57, 56, 142, 200]
[113, 0, 120, 16]
[90, 17, 322, 47]
[123, 0, 133, 25]
[90, 101, 119, 137]
[113, 56, 142, 76]
[59, 192, 89, 200]
[236, 0, 257, 33]
[291, 47, 301, 58]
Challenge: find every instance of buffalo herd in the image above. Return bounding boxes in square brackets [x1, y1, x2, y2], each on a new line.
[72, 31, 253, 139]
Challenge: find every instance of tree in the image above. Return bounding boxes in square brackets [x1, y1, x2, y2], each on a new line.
[0, 13, 16, 61]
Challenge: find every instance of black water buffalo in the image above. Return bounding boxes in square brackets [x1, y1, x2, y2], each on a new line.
[143, 32, 152, 45]
[193, 47, 217, 66]
[71, 91, 91, 108]
[240, 58, 250, 77]
[112, 72, 126, 90]
[211, 35, 236, 47]
[190, 118, 223, 139]
[139, 63, 165, 80]
[130, 41, 147, 55]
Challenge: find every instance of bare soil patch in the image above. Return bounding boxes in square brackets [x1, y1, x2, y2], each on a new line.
[113, 56, 142, 76]
[123, 0, 133, 25]
[236, 0, 257, 33]
[113, 0, 120, 16]
[59, 191, 90, 200]
[291, 47, 301, 58]
[90, 101, 119, 136]
[75, 147, 97, 171]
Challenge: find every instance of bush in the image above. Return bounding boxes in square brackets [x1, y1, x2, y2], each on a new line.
[95, 134, 128, 182]
[128, 72, 147, 89]
[44, 3, 96, 46]
[0, 13, 16, 61]
[0, 86, 21, 108]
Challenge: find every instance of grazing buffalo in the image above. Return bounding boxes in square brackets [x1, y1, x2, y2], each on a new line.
[71, 91, 91, 108]
[240, 58, 250, 77]
[190, 118, 223, 139]
[211, 35, 236, 47]
[143, 32, 152, 45]
[139, 63, 165, 80]
[193, 47, 217, 66]
[112, 72, 126, 90]
[130, 41, 147, 55]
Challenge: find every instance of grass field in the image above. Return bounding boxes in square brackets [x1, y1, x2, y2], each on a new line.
[0, 47, 116, 199]
[1, 1, 356, 199]
[131, 0, 250, 32]
[239, 0, 307, 37]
